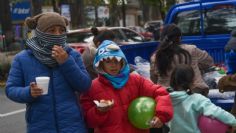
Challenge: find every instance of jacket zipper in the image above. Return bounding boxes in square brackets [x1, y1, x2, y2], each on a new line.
[116, 89, 126, 120]
[51, 70, 59, 133]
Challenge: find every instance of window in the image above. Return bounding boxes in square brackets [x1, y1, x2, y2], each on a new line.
[67, 32, 93, 43]
[204, 4, 236, 35]
[111, 29, 126, 42]
[122, 29, 143, 42]
[174, 10, 201, 36]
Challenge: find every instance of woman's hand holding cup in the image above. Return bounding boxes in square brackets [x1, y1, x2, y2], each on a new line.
[31, 76, 50, 98]
[30, 82, 43, 98]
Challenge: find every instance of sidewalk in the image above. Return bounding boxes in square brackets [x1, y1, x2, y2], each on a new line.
[0, 80, 6, 88]
[0, 51, 16, 86]
[0, 51, 16, 67]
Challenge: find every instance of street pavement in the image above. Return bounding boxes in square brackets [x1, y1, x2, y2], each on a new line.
[0, 87, 26, 133]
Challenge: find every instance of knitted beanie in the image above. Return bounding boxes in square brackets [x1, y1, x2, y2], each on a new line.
[25, 12, 69, 32]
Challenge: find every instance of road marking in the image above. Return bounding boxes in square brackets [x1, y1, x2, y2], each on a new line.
[0, 109, 26, 118]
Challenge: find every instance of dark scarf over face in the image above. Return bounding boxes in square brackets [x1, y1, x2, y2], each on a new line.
[26, 28, 68, 67]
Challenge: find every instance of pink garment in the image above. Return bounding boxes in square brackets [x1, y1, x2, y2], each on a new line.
[198, 115, 229, 133]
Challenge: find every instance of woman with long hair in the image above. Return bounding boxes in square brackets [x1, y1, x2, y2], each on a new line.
[150, 23, 213, 96]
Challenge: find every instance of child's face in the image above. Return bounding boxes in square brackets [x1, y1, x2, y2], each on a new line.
[101, 57, 122, 76]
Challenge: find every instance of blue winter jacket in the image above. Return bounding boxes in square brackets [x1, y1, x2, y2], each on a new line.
[6, 48, 91, 133]
[168, 91, 236, 133]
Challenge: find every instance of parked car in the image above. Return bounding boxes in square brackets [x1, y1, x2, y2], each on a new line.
[127, 26, 154, 41]
[144, 20, 163, 29]
[165, 0, 236, 64]
[67, 27, 150, 50]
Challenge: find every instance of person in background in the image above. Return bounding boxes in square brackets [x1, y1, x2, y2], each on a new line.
[91, 27, 99, 38]
[149, 24, 213, 133]
[80, 40, 173, 133]
[150, 23, 213, 96]
[81, 28, 116, 133]
[82, 28, 116, 80]
[223, 29, 236, 116]
[82, 27, 136, 80]
[5, 12, 91, 133]
[168, 64, 236, 133]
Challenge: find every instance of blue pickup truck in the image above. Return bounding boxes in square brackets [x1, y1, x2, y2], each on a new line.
[121, 0, 236, 110]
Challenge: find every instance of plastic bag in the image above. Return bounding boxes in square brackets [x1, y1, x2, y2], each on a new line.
[134, 56, 150, 79]
[203, 71, 226, 89]
[208, 89, 235, 99]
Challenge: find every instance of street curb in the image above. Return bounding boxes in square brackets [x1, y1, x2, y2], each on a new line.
[0, 81, 6, 88]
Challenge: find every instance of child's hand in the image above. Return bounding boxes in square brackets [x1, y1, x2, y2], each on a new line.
[149, 116, 163, 128]
[231, 74, 236, 81]
[30, 82, 43, 98]
[228, 126, 236, 133]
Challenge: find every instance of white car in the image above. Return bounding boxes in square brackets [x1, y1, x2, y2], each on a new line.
[67, 27, 149, 46]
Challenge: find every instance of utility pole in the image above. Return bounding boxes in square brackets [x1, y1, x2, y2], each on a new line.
[94, 5, 99, 26]
[52, 0, 60, 13]
[0, 0, 12, 51]
[31, 0, 42, 16]
[122, 0, 126, 27]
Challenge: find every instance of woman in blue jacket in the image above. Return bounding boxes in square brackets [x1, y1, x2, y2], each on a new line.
[5, 12, 91, 133]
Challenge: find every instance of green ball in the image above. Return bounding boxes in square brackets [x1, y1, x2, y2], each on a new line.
[218, 69, 226, 74]
[128, 97, 156, 129]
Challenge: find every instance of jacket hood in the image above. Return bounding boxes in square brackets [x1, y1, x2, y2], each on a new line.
[93, 40, 129, 73]
[93, 40, 130, 89]
[170, 91, 189, 105]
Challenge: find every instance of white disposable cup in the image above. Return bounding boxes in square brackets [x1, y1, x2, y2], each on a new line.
[36, 76, 50, 95]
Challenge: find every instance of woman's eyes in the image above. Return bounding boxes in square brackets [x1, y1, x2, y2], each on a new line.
[59, 29, 66, 33]
[47, 29, 55, 33]
[46, 27, 65, 34]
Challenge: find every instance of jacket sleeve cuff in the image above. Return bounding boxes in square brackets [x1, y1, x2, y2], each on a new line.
[59, 55, 74, 68]
[24, 86, 35, 103]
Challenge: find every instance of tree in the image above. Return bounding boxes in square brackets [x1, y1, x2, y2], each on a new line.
[52, 0, 60, 13]
[139, 0, 149, 22]
[85, 0, 121, 26]
[31, 0, 43, 16]
[143, 0, 177, 21]
[31, 0, 62, 15]
[166, 0, 176, 15]
[30, 0, 85, 29]
[121, 0, 126, 27]
[107, 0, 120, 26]
[0, 0, 13, 51]
[77, 0, 86, 28]
[85, 0, 104, 26]
[69, 0, 85, 28]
